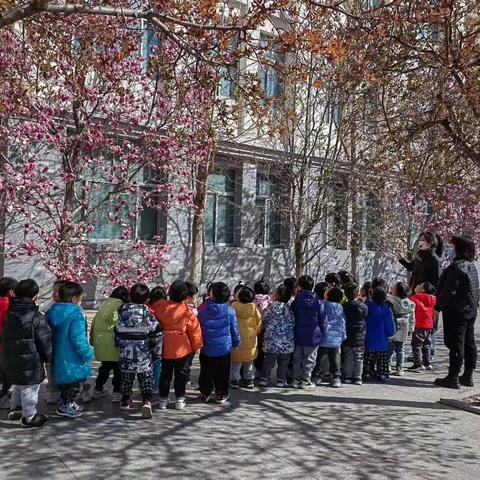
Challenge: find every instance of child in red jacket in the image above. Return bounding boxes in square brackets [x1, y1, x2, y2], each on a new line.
[408, 282, 437, 372]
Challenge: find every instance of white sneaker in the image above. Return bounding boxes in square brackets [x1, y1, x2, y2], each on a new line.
[276, 380, 286, 388]
[111, 392, 122, 403]
[141, 401, 153, 419]
[0, 394, 11, 409]
[299, 380, 314, 390]
[158, 397, 169, 410]
[258, 378, 269, 387]
[331, 378, 341, 388]
[46, 392, 60, 405]
[92, 389, 109, 400]
[289, 379, 300, 389]
[175, 397, 186, 410]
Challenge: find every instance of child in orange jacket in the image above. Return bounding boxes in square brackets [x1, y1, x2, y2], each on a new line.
[151, 280, 203, 410]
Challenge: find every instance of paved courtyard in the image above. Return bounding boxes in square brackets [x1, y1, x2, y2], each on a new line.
[1, 336, 480, 480]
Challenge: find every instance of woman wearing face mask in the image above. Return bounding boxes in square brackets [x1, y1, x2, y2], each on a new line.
[396, 231, 443, 291]
[434, 235, 479, 389]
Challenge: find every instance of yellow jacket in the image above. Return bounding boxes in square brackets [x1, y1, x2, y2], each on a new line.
[231, 302, 262, 363]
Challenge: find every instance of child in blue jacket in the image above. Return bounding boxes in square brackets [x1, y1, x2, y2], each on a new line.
[363, 287, 395, 382]
[47, 281, 94, 418]
[197, 282, 240, 404]
[316, 287, 346, 388]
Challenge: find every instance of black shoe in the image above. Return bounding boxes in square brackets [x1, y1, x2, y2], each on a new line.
[229, 380, 239, 389]
[21, 413, 49, 428]
[7, 407, 22, 421]
[434, 376, 460, 389]
[244, 380, 254, 390]
[215, 393, 229, 404]
[459, 374, 474, 387]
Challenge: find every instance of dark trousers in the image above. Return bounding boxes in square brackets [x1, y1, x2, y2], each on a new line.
[95, 361, 121, 393]
[363, 351, 389, 378]
[317, 347, 341, 379]
[159, 353, 194, 399]
[0, 366, 11, 397]
[59, 381, 84, 405]
[411, 329, 432, 367]
[443, 310, 477, 378]
[121, 370, 153, 402]
[199, 353, 230, 397]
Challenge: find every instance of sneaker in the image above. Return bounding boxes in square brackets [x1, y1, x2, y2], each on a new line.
[258, 378, 269, 387]
[299, 380, 314, 390]
[392, 369, 405, 376]
[379, 375, 388, 383]
[92, 389, 109, 400]
[141, 401, 153, 419]
[56, 403, 83, 418]
[343, 378, 353, 384]
[46, 392, 60, 405]
[314, 377, 324, 386]
[72, 402, 84, 412]
[244, 380, 254, 390]
[434, 376, 460, 389]
[0, 394, 11, 409]
[111, 392, 122, 403]
[459, 374, 474, 387]
[354, 379, 363, 386]
[331, 378, 341, 388]
[175, 397, 186, 410]
[276, 380, 286, 388]
[120, 399, 134, 410]
[7, 407, 22, 420]
[215, 394, 229, 404]
[408, 365, 425, 373]
[229, 380, 240, 389]
[158, 397, 169, 410]
[21, 413, 49, 428]
[424, 364, 434, 371]
[202, 393, 214, 403]
[289, 379, 300, 389]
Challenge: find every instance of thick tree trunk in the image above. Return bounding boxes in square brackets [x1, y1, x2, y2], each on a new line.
[189, 155, 213, 285]
[294, 236, 306, 279]
[0, 116, 8, 277]
[350, 194, 361, 280]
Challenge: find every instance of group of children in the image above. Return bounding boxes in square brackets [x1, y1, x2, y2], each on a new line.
[0, 270, 438, 427]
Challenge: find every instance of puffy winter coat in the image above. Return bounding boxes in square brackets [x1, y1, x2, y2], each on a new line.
[47, 303, 94, 385]
[2, 298, 52, 385]
[0, 296, 9, 353]
[114, 304, 163, 373]
[262, 301, 295, 354]
[410, 293, 436, 329]
[90, 297, 123, 362]
[387, 296, 415, 342]
[399, 249, 441, 290]
[435, 259, 480, 316]
[291, 291, 326, 347]
[151, 299, 203, 360]
[319, 301, 346, 349]
[343, 301, 368, 347]
[197, 300, 240, 357]
[231, 302, 262, 363]
[364, 300, 395, 352]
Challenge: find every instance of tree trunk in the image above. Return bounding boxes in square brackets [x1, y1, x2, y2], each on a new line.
[294, 236, 306, 279]
[189, 154, 213, 284]
[350, 194, 361, 280]
[0, 115, 8, 277]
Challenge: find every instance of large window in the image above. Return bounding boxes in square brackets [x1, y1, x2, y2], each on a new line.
[205, 170, 236, 245]
[258, 34, 284, 98]
[255, 174, 287, 247]
[141, 25, 160, 73]
[363, 194, 382, 251]
[328, 186, 348, 250]
[218, 35, 238, 99]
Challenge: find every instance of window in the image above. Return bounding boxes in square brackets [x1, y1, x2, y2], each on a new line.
[258, 34, 284, 98]
[218, 35, 238, 99]
[364, 194, 382, 251]
[255, 174, 287, 247]
[141, 26, 160, 73]
[205, 170, 236, 245]
[328, 186, 348, 250]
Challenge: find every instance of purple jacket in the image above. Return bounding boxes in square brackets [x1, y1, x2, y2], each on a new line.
[291, 291, 327, 346]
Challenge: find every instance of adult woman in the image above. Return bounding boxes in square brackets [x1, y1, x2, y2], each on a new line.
[434, 235, 479, 389]
[396, 231, 442, 290]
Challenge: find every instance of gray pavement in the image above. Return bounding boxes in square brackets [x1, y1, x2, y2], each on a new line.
[2, 342, 480, 479]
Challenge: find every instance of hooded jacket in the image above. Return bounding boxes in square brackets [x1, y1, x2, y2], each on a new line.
[151, 299, 203, 360]
[90, 297, 123, 362]
[410, 293, 436, 329]
[319, 301, 347, 349]
[364, 300, 395, 352]
[2, 298, 52, 385]
[387, 295, 415, 342]
[262, 301, 295, 354]
[231, 302, 262, 363]
[197, 299, 240, 357]
[342, 301, 368, 347]
[114, 303, 163, 372]
[47, 303, 94, 385]
[0, 296, 9, 353]
[291, 290, 326, 347]
[399, 249, 441, 290]
[435, 259, 480, 316]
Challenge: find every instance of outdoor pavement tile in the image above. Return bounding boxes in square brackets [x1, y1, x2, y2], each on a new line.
[0, 457, 76, 480]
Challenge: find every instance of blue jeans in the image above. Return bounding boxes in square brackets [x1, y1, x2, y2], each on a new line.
[10, 384, 41, 418]
[388, 342, 405, 370]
